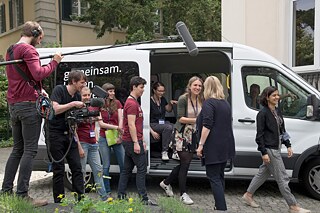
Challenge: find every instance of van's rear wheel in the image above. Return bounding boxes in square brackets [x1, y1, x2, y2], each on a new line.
[302, 158, 320, 200]
[63, 171, 94, 193]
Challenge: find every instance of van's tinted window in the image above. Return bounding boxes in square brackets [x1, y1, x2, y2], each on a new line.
[242, 66, 308, 119]
[56, 61, 139, 106]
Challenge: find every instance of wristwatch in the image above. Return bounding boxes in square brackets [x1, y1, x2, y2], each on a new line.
[199, 143, 204, 146]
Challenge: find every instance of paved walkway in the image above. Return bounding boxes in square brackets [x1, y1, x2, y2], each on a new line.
[0, 147, 319, 212]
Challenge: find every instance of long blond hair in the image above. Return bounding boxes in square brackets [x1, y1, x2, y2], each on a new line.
[203, 76, 225, 100]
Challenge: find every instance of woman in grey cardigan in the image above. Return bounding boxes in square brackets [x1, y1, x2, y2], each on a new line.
[159, 76, 203, 205]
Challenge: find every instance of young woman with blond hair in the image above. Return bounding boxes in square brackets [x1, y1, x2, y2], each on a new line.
[196, 76, 235, 211]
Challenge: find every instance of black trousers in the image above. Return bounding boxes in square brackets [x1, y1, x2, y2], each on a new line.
[117, 141, 148, 201]
[164, 151, 193, 195]
[49, 132, 84, 203]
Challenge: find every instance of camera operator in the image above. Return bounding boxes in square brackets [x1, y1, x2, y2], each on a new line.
[1, 21, 62, 207]
[48, 70, 86, 203]
[75, 86, 111, 201]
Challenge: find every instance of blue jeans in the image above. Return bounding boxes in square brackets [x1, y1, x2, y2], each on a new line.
[80, 142, 107, 199]
[117, 141, 148, 201]
[1, 102, 41, 196]
[98, 136, 124, 193]
[206, 162, 227, 211]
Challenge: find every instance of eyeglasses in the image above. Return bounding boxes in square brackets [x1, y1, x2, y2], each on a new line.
[156, 90, 165, 93]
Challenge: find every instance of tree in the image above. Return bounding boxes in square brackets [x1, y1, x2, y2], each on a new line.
[76, 0, 221, 42]
[0, 66, 10, 140]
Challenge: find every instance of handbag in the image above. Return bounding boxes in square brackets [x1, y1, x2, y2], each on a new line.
[105, 129, 118, 146]
[105, 110, 118, 146]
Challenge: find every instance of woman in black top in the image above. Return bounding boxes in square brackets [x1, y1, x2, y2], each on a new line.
[242, 86, 310, 213]
[196, 76, 235, 211]
[150, 82, 176, 161]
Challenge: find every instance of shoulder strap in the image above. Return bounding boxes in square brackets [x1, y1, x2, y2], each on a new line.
[7, 44, 41, 94]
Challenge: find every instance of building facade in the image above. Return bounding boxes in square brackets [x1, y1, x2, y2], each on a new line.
[222, 0, 320, 90]
[0, 0, 126, 58]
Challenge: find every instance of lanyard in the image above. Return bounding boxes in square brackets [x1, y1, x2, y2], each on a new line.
[129, 95, 137, 102]
[190, 97, 198, 116]
[151, 96, 162, 113]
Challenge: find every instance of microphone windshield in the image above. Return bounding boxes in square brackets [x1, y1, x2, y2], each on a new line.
[90, 98, 105, 108]
[92, 85, 108, 99]
[175, 21, 199, 56]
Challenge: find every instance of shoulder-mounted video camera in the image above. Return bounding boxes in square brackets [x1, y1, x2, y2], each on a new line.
[67, 85, 108, 124]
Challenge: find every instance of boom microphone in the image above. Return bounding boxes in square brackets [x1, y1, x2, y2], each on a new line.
[175, 21, 199, 56]
[92, 85, 108, 99]
[90, 98, 105, 108]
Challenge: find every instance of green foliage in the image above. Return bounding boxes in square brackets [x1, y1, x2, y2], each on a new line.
[75, 0, 221, 43]
[0, 194, 47, 213]
[0, 137, 13, 148]
[57, 192, 149, 213]
[0, 66, 8, 108]
[158, 197, 194, 213]
[0, 66, 10, 141]
[295, 8, 315, 66]
[162, 0, 221, 41]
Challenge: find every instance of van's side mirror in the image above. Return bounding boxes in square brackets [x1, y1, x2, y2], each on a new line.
[306, 94, 319, 120]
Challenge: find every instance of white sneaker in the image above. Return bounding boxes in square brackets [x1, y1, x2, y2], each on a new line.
[172, 151, 180, 160]
[162, 151, 169, 161]
[180, 193, 193, 205]
[160, 180, 174, 197]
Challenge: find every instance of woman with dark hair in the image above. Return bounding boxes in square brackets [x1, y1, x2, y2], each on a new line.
[98, 83, 124, 196]
[242, 86, 310, 213]
[160, 76, 203, 205]
[150, 82, 176, 161]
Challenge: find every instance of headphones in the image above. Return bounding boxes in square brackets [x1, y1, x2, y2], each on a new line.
[31, 26, 42, 38]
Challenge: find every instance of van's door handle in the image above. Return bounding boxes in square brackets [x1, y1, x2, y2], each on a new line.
[238, 118, 255, 123]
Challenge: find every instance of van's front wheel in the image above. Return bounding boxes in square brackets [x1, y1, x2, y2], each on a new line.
[302, 158, 320, 200]
[63, 171, 94, 193]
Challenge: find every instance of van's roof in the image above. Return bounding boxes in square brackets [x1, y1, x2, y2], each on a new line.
[37, 41, 320, 96]
[37, 41, 281, 67]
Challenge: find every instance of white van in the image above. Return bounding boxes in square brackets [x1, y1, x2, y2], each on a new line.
[33, 41, 320, 200]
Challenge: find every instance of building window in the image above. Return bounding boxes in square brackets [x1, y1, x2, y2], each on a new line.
[62, 0, 89, 21]
[0, 3, 6, 33]
[292, 0, 315, 67]
[9, 0, 23, 30]
[72, 0, 89, 16]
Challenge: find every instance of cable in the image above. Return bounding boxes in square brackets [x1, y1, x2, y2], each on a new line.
[43, 120, 74, 164]
[37, 95, 74, 164]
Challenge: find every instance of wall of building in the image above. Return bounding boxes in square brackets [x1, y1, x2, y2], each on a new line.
[0, 0, 126, 58]
[222, 0, 291, 65]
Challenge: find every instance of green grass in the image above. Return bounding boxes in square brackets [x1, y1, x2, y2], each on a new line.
[57, 192, 150, 213]
[0, 194, 47, 213]
[158, 197, 194, 213]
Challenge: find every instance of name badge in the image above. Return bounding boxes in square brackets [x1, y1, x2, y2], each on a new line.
[90, 131, 96, 138]
[159, 119, 165, 124]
